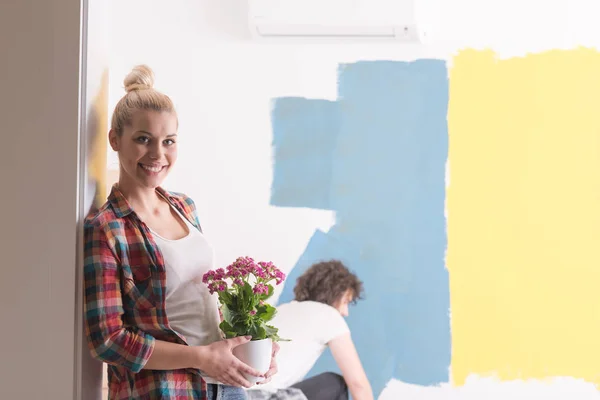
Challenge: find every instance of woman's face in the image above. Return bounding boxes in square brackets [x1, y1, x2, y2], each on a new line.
[109, 110, 178, 190]
[335, 290, 354, 317]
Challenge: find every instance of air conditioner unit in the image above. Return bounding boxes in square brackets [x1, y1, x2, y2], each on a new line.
[248, 0, 439, 43]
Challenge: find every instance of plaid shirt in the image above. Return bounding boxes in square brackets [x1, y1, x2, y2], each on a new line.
[84, 185, 208, 399]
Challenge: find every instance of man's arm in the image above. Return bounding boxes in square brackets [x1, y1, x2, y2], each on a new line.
[329, 333, 374, 400]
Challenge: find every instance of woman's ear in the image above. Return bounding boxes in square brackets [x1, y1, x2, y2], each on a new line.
[108, 129, 120, 151]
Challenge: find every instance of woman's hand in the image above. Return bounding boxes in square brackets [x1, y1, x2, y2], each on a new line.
[257, 341, 279, 385]
[195, 336, 264, 388]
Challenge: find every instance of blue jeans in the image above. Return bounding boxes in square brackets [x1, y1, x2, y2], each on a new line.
[207, 383, 247, 400]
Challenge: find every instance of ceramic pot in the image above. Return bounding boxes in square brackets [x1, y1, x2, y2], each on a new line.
[232, 338, 273, 384]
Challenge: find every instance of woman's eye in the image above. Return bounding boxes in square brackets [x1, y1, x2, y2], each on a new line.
[136, 136, 149, 143]
[164, 139, 176, 146]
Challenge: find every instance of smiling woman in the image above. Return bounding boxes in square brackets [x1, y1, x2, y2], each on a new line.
[108, 65, 178, 190]
[83, 65, 276, 399]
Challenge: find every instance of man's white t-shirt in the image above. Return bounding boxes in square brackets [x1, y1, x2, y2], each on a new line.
[252, 300, 350, 392]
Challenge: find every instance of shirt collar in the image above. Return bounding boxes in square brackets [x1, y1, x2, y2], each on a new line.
[108, 184, 176, 218]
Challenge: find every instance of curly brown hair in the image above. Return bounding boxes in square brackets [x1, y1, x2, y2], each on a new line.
[293, 260, 364, 307]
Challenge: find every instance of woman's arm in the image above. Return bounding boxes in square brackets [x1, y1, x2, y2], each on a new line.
[83, 223, 155, 372]
[143, 336, 263, 388]
[141, 340, 198, 370]
[329, 333, 374, 400]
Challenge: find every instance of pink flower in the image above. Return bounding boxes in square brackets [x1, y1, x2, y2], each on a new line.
[225, 256, 256, 279]
[215, 268, 226, 280]
[250, 310, 257, 316]
[225, 266, 241, 279]
[252, 265, 267, 279]
[258, 261, 273, 274]
[204, 258, 285, 300]
[274, 270, 286, 285]
[207, 281, 218, 294]
[208, 280, 228, 294]
[257, 261, 286, 284]
[253, 283, 269, 295]
[202, 270, 215, 284]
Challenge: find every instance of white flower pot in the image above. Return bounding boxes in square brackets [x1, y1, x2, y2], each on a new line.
[232, 338, 272, 384]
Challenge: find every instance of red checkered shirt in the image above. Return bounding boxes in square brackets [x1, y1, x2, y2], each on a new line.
[84, 185, 208, 399]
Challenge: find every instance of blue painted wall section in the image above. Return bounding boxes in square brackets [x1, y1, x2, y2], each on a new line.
[271, 60, 450, 396]
[271, 99, 340, 210]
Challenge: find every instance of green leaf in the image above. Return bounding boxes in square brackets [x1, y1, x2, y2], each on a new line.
[255, 303, 277, 322]
[220, 293, 238, 311]
[264, 324, 278, 336]
[243, 282, 254, 309]
[233, 317, 250, 332]
[217, 281, 288, 340]
[248, 322, 267, 340]
[221, 303, 250, 337]
[218, 290, 233, 305]
[221, 303, 234, 325]
[265, 324, 290, 342]
[220, 320, 233, 331]
[219, 320, 237, 339]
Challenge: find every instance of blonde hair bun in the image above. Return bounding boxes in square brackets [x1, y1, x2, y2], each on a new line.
[124, 64, 155, 93]
[111, 64, 175, 134]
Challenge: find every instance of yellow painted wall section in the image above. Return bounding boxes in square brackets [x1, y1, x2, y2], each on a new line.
[448, 48, 600, 385]
[88, 69, 109, 208]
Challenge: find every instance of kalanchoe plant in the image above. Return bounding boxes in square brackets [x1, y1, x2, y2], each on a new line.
[202, 256, 288, 342]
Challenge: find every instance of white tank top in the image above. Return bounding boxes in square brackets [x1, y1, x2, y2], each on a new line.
[150, 207, 222, 383]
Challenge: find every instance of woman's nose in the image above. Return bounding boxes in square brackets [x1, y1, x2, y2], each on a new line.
[148, 144, 164, 159]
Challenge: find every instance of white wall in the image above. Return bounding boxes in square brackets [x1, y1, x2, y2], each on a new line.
[0, 1, 82, 398]
[105, 1, 600, 399]
[82, 1, 111, 399]
[106, 1, 449, 301]
[106, 0, 600, 286]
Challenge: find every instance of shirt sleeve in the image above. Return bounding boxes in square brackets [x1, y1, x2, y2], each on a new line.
[319, 304, 351, 344]
[83, 221, 155, 373]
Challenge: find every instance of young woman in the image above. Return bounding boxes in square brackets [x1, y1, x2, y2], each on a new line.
[247, 260, 373, 400]
[83, 65, 277, 399]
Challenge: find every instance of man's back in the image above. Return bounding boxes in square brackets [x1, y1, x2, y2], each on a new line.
[256, 300, 350, 391]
